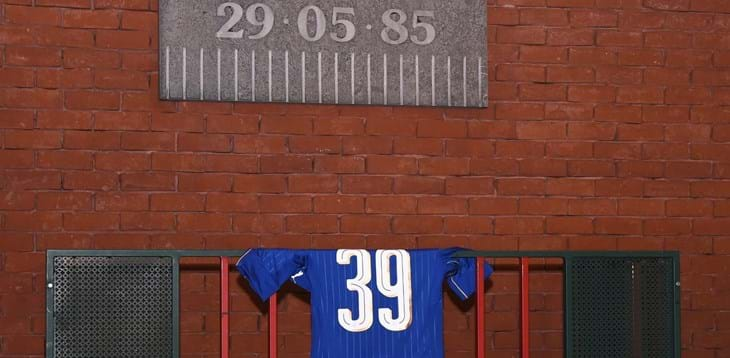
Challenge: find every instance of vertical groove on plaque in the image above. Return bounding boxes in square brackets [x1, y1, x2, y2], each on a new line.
[463, 56, 467, 107]
[383, 53, 387, 105]
[447, 56, 452, 107]
[234, 49, 239, 100]
[199, 48, 204, 100]
[334, 52, 339, 104]
[217, 48, 221, 101]
[251, 50, 255, 101]
[285, 50, 289, 103]
[367, 53, 372, 105]
[268, 50, 272, 102]
[478, 57, 483, 106]
[431, 55, 435, 106]
[318, 51, 322, 104]
[350, 52, 355, 104]
[301, 52, 306, 103]
[165, 46, 169, 99]
[415, 55, 419, 106]
[182, 47, 187, 100]
[399, 54, 403, 105]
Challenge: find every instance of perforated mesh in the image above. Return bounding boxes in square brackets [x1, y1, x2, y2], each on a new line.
[638, 258, 675, 358]
[53, 256, 174, 358]
[569, 257, 675, 358]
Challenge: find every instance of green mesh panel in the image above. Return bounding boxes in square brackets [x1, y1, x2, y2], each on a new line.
[569, 257, 675, 358]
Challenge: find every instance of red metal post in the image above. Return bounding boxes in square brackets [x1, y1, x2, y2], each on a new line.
[220, 257, 230, 358]
[476, 257, 485, 358]
[520, 257, 529, 358]
[269, 292, 278, 358]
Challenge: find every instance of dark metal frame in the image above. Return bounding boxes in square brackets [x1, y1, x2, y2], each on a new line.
[46, 249, 680, 358]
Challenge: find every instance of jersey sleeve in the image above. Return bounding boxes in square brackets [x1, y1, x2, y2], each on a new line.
[443, 248, 494, 301]
[235, 249, 307, 301]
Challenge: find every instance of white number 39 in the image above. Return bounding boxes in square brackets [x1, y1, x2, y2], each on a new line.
[336, 249, 413, 332]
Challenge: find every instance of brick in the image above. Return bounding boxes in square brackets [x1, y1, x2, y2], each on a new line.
[37, 150, 93, 170]
[419, 158, 470, 176]
[444, 217, 493, 234]
[6, 46, 61, 66]
[569, 48, 616, 65]
[0, 150, 34, 169]
[568, 160, 616, 177]
[520, 46, 567, 63]
[595, 218, 642, 234]
[0, 89, 61, 109]
[314, 117, 364, 135]
[261, 156, 313, 173]
[95, 69, 148, 90]
[233, 175, 285, 193]
[547, 28, 594, 45]
[595, 66, 643, 85]
[445, 177, 493, 194]
[567, 86, 616, 103]
[179, 174, 232, 192]
[64, 48, 121, 68]
[64, 131, 120, 150]
[497, 178, 545, 195]
[496, 103, 545, 120]
[519, 158, 568, 176]
[519, 198, 568, 215]
[63, 9, 119, 28]
[495, 217, 544, 235]
[121, 212, 175, 231]
[417, 120, 467, 138]
[367, 156, 417, 174]
[64, 171, 118, 190]
[546, 217, 593, 234]
[96, 29, 150, 48]
[392, 216, 442, 234]
[151, 113, 205, 132]
[207, 114, 258, 134]
[65, 90, 119, 110]
[547, 67, 595, 85]
[205, 154, 257, 173]
[286, 215, 338, 233]
[313, 195, 364, 213]
[121, 10, 156, 30]
[206, 193, 258, 212]
[121, 132, 174, 151]
[95, 192, 148, 211]
[261, 116, 312, 134]
[288, 175, 338, 193]
[64, 212, 119, 230]
[341, 215, 390, 233]
[260, 195, 311, 213]
[151, 193, 205, 211]
[37, 192, 92, 210]
[178, 213, 231, 232]
[5, 5, 61, 25]
[618, 49, 664, 66]
[35, 28, 93, 47]
[596, 31, 642, 47]
[343, 137, 392, 154]
[496, 64, 545, 82]
[121, 173, 175, 191]
[497, 27, 546, 44]
[366, 197, 417, 214]
[234, 136, 287, 153]
[520, 8, 569, 26]
[95, 152, 150, 171]
[122, 51, 156, 71]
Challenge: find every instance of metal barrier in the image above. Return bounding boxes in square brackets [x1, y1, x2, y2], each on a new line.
[46, 249, 680, 358]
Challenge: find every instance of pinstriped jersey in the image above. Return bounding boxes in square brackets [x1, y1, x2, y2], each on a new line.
[236, 248, 492, 358]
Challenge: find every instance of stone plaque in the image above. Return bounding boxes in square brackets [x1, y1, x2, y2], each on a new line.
[159, 0, 487, 107]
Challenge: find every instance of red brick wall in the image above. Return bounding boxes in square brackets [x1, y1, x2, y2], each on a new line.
[1, 0, 730, 356]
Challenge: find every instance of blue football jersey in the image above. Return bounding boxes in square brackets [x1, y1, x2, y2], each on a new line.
[236, 248, 493, 358]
